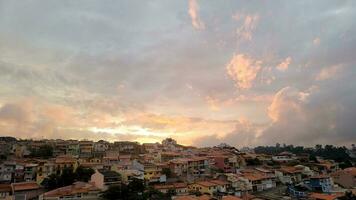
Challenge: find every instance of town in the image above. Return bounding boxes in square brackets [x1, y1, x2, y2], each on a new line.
[0, 137, 355, 200]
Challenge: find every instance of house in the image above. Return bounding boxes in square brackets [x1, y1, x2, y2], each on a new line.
[93, 140, 109, 157]
[172, 194, 212, 200]
[36, 161, 55, 184]
[79, 141, 93, 158]
[66, 142, 79, 157]
[161, 152, 181, 162]
[117, 169, 144, 184]
[90, 169, 121, 190]
[287, 185, 309, 199]
[143, 163, 166, 183]
[272, 152, 297, 163]
[275, 166, 303, 184]
[54, 155, 77, 175]
[0, 184, 12, 199]
[188, 180, 229, 196]
[169, 157, 210, 181]
[0, 162, 16, 183]
[53, 141, 68, 156]
[153, 182, 188, 195]
[14, 163, 25, 183]
[309, 192, 344, 200]
[39, 182, 101, 200]
[304, 175, 334, 193]
[11, 182, 43, 200]
[330, 167, 356, 189]
[312, 161, 339, 174]
[222, 196, 243, 200]
[208, 154, 239, 173]
[24, 164, 38, 182]
[215, 173, 252, 197]
[239, 169, 276, 192]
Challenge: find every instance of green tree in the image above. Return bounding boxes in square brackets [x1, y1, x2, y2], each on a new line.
[101, 184, 129, 200]
[127, 178, 145, 193]
[162, 168, 172, 178]
[75, 166, 95, 182]
[30, 145, 53, 158]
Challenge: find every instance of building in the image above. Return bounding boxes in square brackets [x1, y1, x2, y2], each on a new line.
[117, 169, 143, 184]
[272, 152, 297, 163]
[39, 182, 101, 200]
[275, 166, 303, 184]
[143, 163, 166, 183]
[331, 167, 356, 189]
[54, 155, 77, 175]
[36, 161, 55, 184]
[11, 182, 43, 200]
[239, 169, 276, 192]
[79, 141, 93, 158]
[309, 192, 344, 200]
[188, 180, 229, 196]
[24, 164, 38, 182]
[169, 157, 210, 181]
[154, 183, 188, 196]
[304, 175, 333, 193]
[208, 154, 240, 173]
[215, 173, 252, 197]
[0, 162, 16, 183]
[0, 184, 12, 199]
[90, 169, 121, 190]
[66, 142, 79, 157]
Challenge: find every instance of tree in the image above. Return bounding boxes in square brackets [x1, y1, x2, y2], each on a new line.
[101, 184, 129, 200]
[42, 174, 61, 190]
[60, 167, 76, 186]
[75, 166, 95, 182]
[41, 167, 75, 190]
[143, 187, 167, 200]
[30, 145, 53, 158]
[127, 178, 145, 193]
[162, 168, 172, 178]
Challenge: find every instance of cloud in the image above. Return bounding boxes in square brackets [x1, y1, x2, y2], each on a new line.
[315, 64, 343, 81]
[194, 82, 356, 147]
[313, 37, 321, 46]
[194, 118, 265, 147]
[234, 14, 259, 42]
[226, 54, 262, 90]
[276, 57, 292, 71]
[205, 96, 221, 111]
[267, 87, 306, 122]
[188, 0, 205, 30]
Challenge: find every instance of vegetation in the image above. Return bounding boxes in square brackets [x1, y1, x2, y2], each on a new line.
[101, 179, 171, 200]
[29, 144, 53, 159]
[0, 136, 17, 142]
[42, 166, 95, 190]
[161, 167, 172, 178]
[254, 144, 355, 169]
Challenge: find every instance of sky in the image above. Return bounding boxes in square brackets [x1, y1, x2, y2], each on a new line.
[0, 0, 355, 147]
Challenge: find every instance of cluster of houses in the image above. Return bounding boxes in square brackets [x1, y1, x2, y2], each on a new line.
[0, 138, 355, 200]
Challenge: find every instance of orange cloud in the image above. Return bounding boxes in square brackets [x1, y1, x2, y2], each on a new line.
[267, 87, 307, 122]
[234, 14, 259, 41]
[313, 37, 321, 46]
[188, 0, 205, 30]
[226, 54, 262, 90]
[277, 57, 292, 71]
[315, 64, 343, 81]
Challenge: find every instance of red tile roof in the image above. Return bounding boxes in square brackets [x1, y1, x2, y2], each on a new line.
[12, 182, 40, 191]
[309, 192, 343, 200]
[43, 182, 100, 197]
[0, 184, 11, 193]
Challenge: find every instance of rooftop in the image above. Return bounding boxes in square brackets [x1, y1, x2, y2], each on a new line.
[43, 182, 100, 198]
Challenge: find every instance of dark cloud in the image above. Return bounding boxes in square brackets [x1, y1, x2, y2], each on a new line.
[0, 0, 356, 145]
